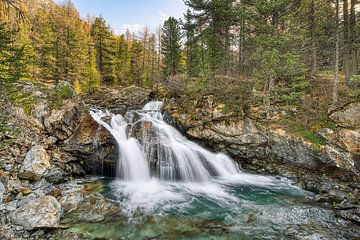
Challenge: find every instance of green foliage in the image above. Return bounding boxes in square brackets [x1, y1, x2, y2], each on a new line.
[350, 75, 360, 87]
[291, 125, 327, 148]
[91, 16, 116, 84]
[53, 83, 74, 108]
[162, 17, 182, 77]
[0, 22, 31, 82]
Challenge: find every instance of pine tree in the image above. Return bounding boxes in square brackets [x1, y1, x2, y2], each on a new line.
[161, 17, 182, 77]
[90, 16, 116, 84]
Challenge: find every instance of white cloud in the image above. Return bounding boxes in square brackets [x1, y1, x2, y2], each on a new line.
[115, 23, 146, 34]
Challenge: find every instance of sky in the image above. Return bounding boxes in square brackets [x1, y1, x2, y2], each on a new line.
[55, 0, 188, 34]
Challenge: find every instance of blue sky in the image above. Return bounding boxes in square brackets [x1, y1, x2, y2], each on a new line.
[55, 0, 188, 34]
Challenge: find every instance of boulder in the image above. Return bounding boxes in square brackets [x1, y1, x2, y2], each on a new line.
[19, 146, 51, 180]
[11, 195, 61, 230]
[323, 145, 355, 170]
[330, 102, 360, 128]
[337, 129, 360, 153]
[59, 190, 83, 214]
[44, 99, 83, 140]
[45, 167, 70, 183]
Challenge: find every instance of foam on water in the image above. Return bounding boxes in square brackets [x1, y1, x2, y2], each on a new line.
[90, 101, 301, 216]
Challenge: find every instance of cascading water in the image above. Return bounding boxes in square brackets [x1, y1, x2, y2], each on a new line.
[89, 101, 300, 217]
[76, 102, 356, 239]
[90, 101, 240, 182]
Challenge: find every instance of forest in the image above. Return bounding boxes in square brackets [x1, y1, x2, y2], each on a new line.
[0, 0, 359, 97]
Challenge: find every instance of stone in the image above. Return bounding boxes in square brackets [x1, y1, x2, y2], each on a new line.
[44, 99, 83, 140]
[0, 181, 4, 203]
[11, 195, 61, 230]
[337, 207, 360, 224]
[45, 167, 70, 183]
[19, 145, 51, 180]
[17, 193, 37, 208]
[316, 128, 336, 142]
[59, 190, 83, 214]
[330, 102, 360, 128]
[337, 129, 360, 153]
[324, 145, 354, 170]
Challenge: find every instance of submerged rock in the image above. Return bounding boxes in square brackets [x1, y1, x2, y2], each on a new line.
[19, 145, 51, 181]
[11, 195, 61, 230]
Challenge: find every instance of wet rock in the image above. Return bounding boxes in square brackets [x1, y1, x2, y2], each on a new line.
[11, 195, 61, 230]
[19, 145, 51, 180]
[44, 99, 83, 140]
[63, 111, 116, 177]
[64, 192, 119, 224]
[330, 102, 360, 128]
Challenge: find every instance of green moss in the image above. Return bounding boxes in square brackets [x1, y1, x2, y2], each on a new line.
[53, 83, 74, 108]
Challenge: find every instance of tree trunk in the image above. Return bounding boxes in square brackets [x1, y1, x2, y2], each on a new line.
[343, 0, 351, 84]
[350, 0, 358, 75]
[333, 0, 340, 105]
[310, 0, 317, 76]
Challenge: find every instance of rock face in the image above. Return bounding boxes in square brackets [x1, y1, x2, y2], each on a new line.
[330, 102, 360, 128]
[44, 99, 83, 140]
[10, 195, 61, 230]
[19, 145, 51, 180]
[84, 85, 153, 115]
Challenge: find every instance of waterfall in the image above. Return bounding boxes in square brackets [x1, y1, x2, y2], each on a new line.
[90, 101, 240, 182]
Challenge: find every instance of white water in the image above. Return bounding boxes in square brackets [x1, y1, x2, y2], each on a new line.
[90, 101, 300, 215]
[90, 101, 240, 182]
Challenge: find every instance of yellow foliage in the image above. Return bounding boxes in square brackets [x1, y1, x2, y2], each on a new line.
[74, 79, 82, 94]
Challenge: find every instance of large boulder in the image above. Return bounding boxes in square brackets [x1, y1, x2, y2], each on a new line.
[10, 195, 61, 230]
[63, 111, 116, 176]
[330, 102, 360, 129]
[44, 99, 83, 140]
[19, 145, 51, 180]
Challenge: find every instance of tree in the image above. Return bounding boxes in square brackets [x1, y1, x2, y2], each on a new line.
[161, 17, 182, 77]
[129, 40, 142, 86]
[114, 34, 129, 84]
[0, 21, 29, 82]
[91, 16, 116, 84]
[333, 0, 340, 104]
[184, 0, 235, 76]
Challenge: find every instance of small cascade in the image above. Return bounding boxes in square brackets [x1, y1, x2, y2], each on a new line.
[90, 101, 240, 182]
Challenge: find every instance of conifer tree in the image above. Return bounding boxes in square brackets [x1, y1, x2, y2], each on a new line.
[161, 17, 182, 77]
[90, 16, 116, 84]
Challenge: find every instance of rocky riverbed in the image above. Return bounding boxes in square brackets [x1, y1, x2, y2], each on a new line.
[0, 81, 359, 239]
